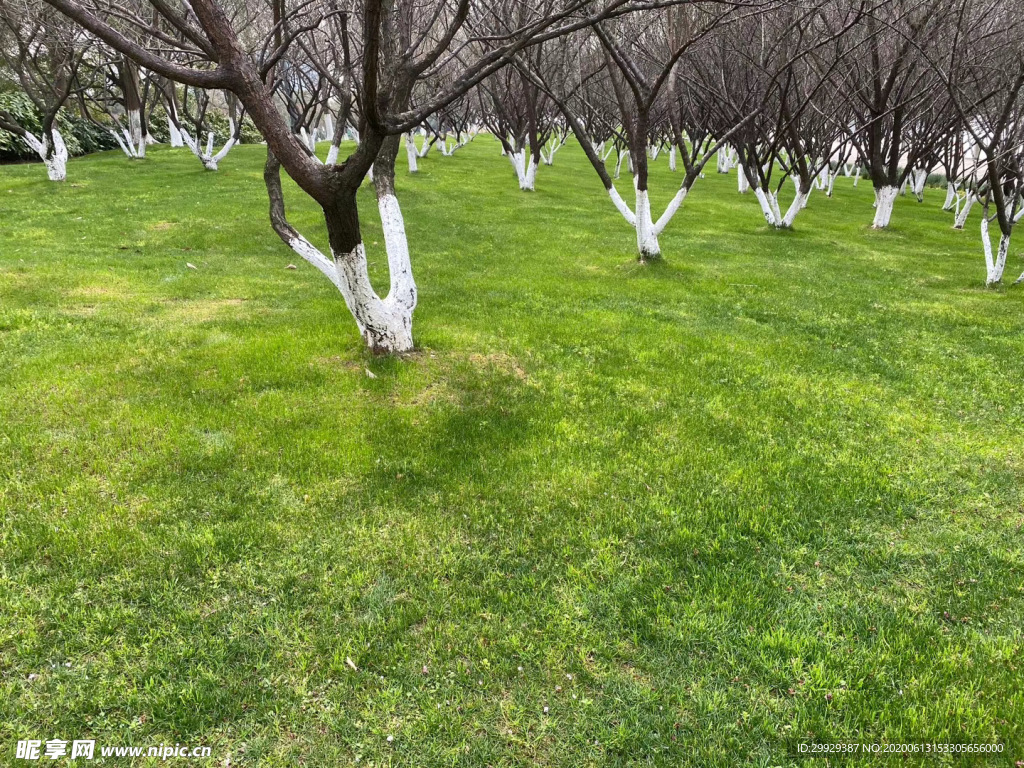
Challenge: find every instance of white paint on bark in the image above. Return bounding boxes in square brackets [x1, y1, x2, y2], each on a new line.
[981, 216, 1011, 286]
[633, 186, 660, 258]
[753, 187, 776, 225]
[405, 134, 419, 173]
[954, 193, 976, 230]
[653, 185, 689, 236]
[508, 150, 536, 191]
[942, 182, 957, 211]
[22, 129, 68, 181]
[180, 129, 236, 171]
[872, 186, 898, 228]
[128, 108, 143, 148]
[608, 187, 637, 226]
[284, 193, 416, 353]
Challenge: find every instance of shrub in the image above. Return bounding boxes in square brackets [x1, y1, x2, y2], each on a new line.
[0, 92, 117, 162]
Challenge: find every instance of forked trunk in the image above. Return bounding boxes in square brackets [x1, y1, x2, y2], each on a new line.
[981, 216, 1011, 286]
[509, 150, 536, 191]
[22, 129, 69, 181]
[266, 145, 417, 355]
[954, 193, 976, 230]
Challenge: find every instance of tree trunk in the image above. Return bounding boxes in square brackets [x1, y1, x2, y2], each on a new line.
[405, 134, 418, 173]
[633, 184, 660, 259]
[942, 182, 956, 211]
[872, 186, 898, 228]
[508, 149, 536, 191]
[264, 142, 417, 355]
[981, 215, 1011, 286]
[22, 129, 68, 181]
[954, 193, 975, 230]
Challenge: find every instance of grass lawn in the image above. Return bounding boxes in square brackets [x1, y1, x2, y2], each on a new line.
[1, 140, 1023, 767]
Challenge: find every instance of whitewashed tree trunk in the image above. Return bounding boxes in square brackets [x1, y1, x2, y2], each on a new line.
[793, 175, 812, 209]
[415, 130, 433, 158]
[508, 150, 536, 191]
[634, 185, 660, 259]
[615, 150, 629, 179]
[285, 192, 416, 353]
[737, 164, 750, 194]
[167, 114, 183, 147]
[669, 145, 677, 172]
[325, 143, 340, 165]
[405, 134, 418, 173]
[127, 108, 143, 150]
[872, 186, 898, 228]
[942, 182, 957, 211]
[981, 216, 1011, 286]
[911, 168, 928, 202]
[181, 129, 237, 170]
[754, 187, 777, 225]
[954, 193, 976, 230]
[782, 181, 809, 227]
[604, 170, 692, 260]
[22, 130, 68, 182]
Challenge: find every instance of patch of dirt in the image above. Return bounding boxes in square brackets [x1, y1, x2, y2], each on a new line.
[160, 297, 246, 322]
[466, 352, 528, 381]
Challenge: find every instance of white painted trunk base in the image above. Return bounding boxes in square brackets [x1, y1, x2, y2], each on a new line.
[954, 193, 976, 230]
[911, 169, 928, 202]
[181, 129, 237, 171]
[605, 175, 691, 259]
[128, 109, 143, 149]
[942, 182, 957, 211]
[634, 188, 660, 258]
[285, 193, 417, 353]
[405, 135, 418, 173]
[872, 186, 898, 229]
[752, 187, 806, 228]
[509, 151, 536, 191]
[22, 130, 69, 181]
[981, 217, 1011, 285]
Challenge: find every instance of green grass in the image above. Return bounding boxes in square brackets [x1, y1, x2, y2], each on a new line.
[1, 140, 1023, 767]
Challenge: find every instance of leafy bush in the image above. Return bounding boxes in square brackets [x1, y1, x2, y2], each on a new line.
[0, 92, 117, 162]
[0, 92, 271, 163]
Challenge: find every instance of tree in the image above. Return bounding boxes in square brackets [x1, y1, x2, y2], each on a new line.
[941, 0, 1024, 284]
[832, 0, 956, 228]
[40, 0, 703, 353]
[0, 0, 89, 181]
